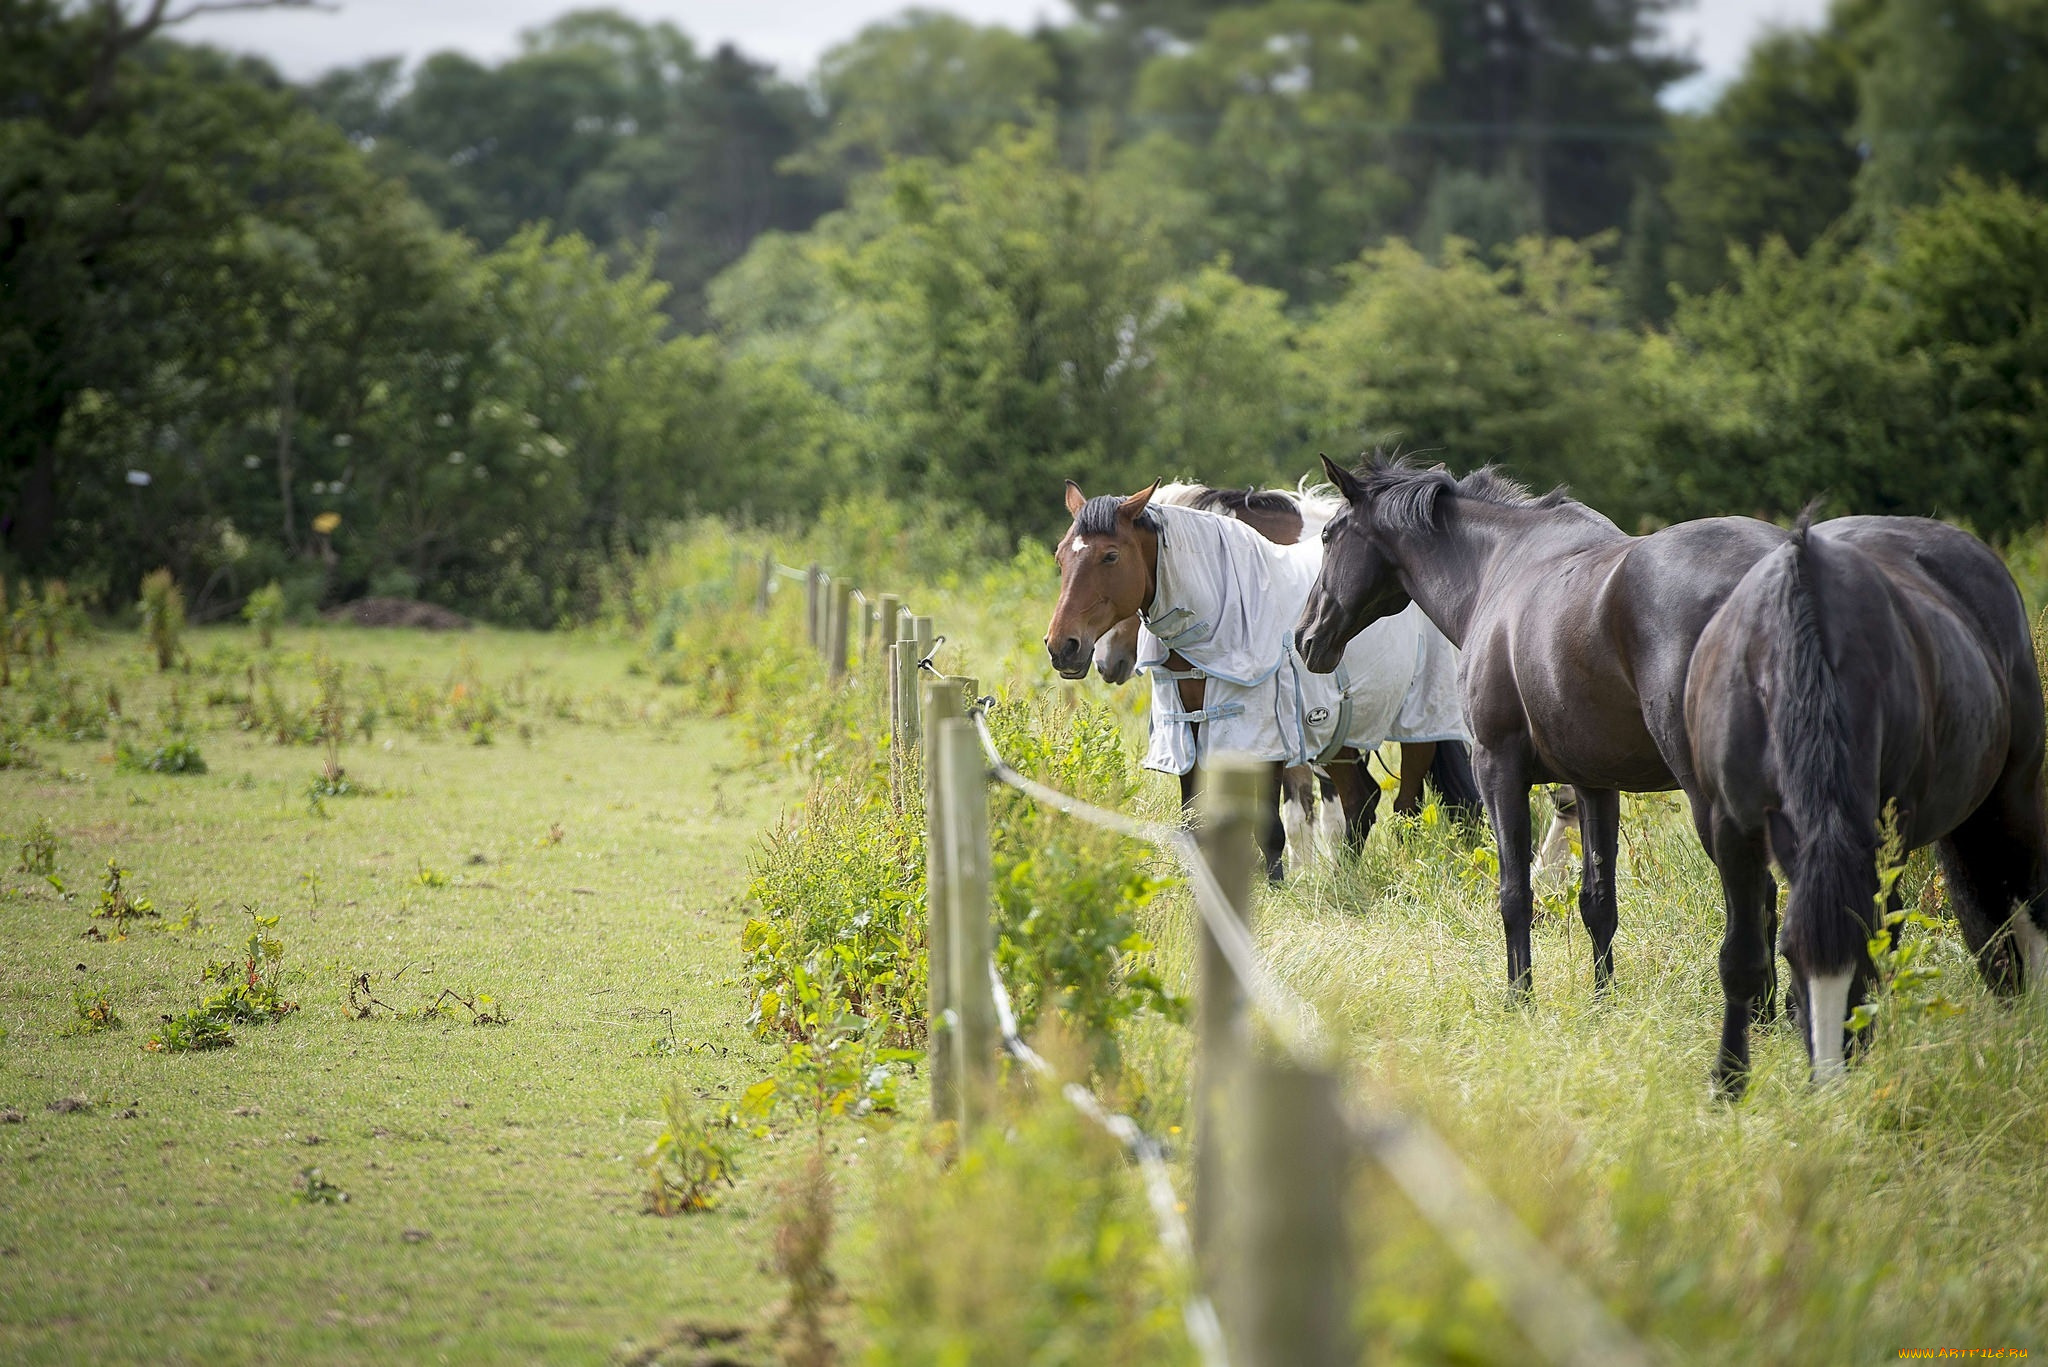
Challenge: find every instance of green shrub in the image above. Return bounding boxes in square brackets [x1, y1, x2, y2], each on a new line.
[982, 690, 1186, 1068]
[864, 1094, 1195, 1365]
[144, 1007, 233, 1053]
[114, 738, 207, 774]
[15, 816, 59, 874]
[138, 568, 185, 671]
[742, 770, 927, 1045]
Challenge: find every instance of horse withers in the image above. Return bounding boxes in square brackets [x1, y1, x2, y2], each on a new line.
[1687, 515, 2048, 1091]
[1295, 453, 1791, 999]
[1046, 480, 1476, 880]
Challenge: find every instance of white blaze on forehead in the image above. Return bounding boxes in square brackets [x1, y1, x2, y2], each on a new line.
[1071, 538, 1090, 554]
[1807, 969, 1854, 1083]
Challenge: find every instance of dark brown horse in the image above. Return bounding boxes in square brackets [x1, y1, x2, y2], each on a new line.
[1046, 481, 1477, 880]
[1295, 454, 1792, 997]
[1688, 515, 2048, 1090]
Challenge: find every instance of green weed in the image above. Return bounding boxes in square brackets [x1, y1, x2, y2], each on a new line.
[640, 1081, 741, 1215]
[15, 814, 58, 874]
[242, 581, 285, 648]
[114, 737, 208, 774]
[65, 973, 121, 1034]
[91, 860, 158, 932]
[293, 1167, 350, 1205]
[144, 1006, 234, 1053]
[138, 569, 185, 672]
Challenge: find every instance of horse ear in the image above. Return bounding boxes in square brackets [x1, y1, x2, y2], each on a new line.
[1064, 480, 1087, 517]
[1119, 481, 1159, 520]
[1320, 453, 1365, 505]
[1763, 807, 1800, 874]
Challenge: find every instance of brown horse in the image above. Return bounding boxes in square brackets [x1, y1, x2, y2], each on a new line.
[1087, 483, 1471, 865]
[1047, 480, 1475, 879]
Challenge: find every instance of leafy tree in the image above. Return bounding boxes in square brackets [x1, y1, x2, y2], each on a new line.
[1297, 234, 1649, 516]
[1660, 26, 1863, 297]
[305, 10, 833, 328]
[1130, 0, 1439, 298]
[1852, 0, 2048, 214]
[1407, 0, 1694, 242]
[795, 10, 1059, 181]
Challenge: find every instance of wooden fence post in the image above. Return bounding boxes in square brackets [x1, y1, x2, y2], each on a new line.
[875, 594, 900, 671]
[936, 714, 995, 1136]
[1229, 1059, 1352, 1367]
[828, 578, 852, 683]
[921, 678, 966, 1123]
[756, 550, 773, 615]
[895, 616, 922, 762]
[805, 564, 824, 649]
[912, 613, 936, 666]
[1193, 758, 1263, 1263]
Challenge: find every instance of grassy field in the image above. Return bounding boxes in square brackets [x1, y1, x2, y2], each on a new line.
[0, 625, 835, 1365]
[8, 569, 2048, 1366]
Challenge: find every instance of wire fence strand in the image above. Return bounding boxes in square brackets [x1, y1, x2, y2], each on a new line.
[988, 966, 1231, 1367]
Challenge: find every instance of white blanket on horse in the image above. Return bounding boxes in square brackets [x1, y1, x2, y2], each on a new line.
[1137, 504, 1466, 775]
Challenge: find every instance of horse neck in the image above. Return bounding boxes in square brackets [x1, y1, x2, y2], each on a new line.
[1399, 500, 1617, 646]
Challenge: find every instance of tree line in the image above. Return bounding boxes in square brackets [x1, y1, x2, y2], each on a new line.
[4, 0, 2046, 623]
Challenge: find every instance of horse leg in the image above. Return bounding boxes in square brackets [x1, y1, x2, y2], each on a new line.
[1708, 814, 1775, 1099]
[1315, 770, 1346, 862]
[1392, 741, 1435, 815]
[1574, 787, 1621, 992]
[1473, 747, 1536, 999]
[1533, 787, 1578, 880]
[1327, 751, 1383, 852]
[1279, 766, 1317, 872]
[1257, 762, 1287, 883]
[1755, 865, 1782, 1024]
[1937, 762, 2048, 996]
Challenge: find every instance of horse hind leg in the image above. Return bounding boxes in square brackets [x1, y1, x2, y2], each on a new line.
[1574, 788, 1621, 992]
[1707, 816, 1777, 1098]
[1426, 740, 1486, 826]
[1256, 762, 1288, 883]
[1392, 741, 1435, 815]
[1937, 766, 2048, 996]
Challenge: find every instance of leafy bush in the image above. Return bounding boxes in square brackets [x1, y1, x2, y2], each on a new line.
[242, 581, 285, 648]
[91, 861, 157, 931]
[982, 690, 1186, 1067]
[743, 772, 927, 1046]
[138, 568, 185, 671]
[66, 978, 120, 1034]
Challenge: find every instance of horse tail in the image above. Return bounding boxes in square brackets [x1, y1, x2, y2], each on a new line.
[1762, 515, 1874, 976]
[1426, 740, 1484, 824]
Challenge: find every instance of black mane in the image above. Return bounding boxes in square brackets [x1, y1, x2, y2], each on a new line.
[1357, 454, 1577, 533]
[1074, 492, 1158, 538]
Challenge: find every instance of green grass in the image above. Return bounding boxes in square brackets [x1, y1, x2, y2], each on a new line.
[0, 625, 839, 1365]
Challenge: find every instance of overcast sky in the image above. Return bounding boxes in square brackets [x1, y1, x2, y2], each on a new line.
[180, 0, 1829, 109]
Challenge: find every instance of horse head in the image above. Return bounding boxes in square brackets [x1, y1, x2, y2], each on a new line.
[1295, 454, 1413, 673]
[1045, 479, 1159, 680]
[1092, 615, 1143, 684]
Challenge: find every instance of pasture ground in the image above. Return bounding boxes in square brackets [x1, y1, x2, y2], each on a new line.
[0, 627, 833, 1365]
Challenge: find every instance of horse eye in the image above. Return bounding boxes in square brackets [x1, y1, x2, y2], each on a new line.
[1103, 550, 1119, 564]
